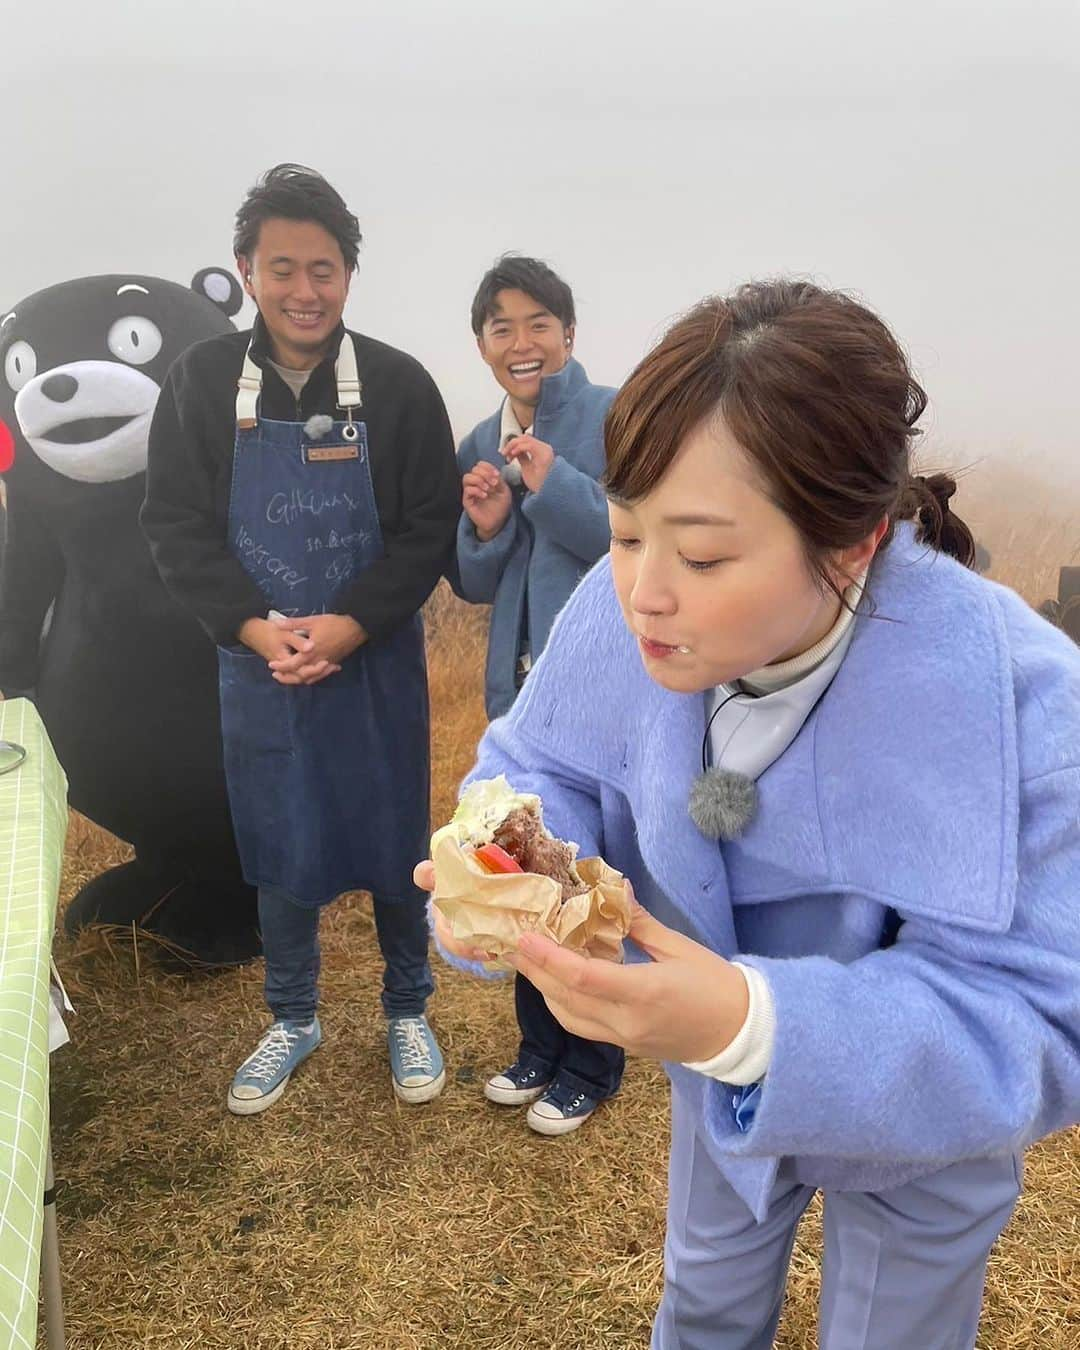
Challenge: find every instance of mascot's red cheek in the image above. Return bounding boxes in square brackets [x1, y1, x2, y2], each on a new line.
[0, 420, 14, 473]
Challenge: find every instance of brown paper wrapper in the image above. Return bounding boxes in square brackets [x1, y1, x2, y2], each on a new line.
[431, 831, 632, 970]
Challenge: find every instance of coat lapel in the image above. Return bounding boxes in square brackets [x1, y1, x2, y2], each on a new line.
[815, 531, 1019, 930]
[716, 529, 1020, 932]
[624, 684, 741, 955]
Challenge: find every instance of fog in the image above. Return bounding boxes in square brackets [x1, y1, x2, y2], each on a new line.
[4, 0, 1077, 469]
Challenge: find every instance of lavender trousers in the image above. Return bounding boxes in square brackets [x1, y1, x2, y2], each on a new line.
[652, 1089, 1021, 1350]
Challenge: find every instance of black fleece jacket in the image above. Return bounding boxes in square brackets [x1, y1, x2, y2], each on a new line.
[140, 317, 460, 646]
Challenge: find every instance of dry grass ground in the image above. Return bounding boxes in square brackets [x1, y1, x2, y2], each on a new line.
[46, 461, 1078, 1348]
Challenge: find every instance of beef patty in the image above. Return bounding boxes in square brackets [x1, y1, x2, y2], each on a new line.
[492, 808, 587, 903]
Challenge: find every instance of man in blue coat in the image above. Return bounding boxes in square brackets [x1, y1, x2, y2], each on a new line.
[456, 255, 616, 719]
[453, 254, 622, 1134]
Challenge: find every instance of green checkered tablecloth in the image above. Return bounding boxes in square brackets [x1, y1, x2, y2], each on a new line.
[0, 700, 68, 1349]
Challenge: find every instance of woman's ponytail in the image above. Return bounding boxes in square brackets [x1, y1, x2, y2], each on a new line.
[898, 472, 976, 569]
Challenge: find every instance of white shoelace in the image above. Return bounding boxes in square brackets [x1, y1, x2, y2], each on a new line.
[393, 1019, 434, 1072]
[241, 1023, 300, 1082]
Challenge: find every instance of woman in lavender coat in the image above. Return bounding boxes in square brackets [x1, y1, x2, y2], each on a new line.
[420, 280, 1080, 1349]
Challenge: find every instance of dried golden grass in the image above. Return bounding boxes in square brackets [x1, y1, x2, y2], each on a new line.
[48, 473, 1079, 1348]
[931, 450, 1080, 605]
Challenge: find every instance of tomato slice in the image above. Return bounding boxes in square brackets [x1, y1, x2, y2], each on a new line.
[473, 843, 524, 875]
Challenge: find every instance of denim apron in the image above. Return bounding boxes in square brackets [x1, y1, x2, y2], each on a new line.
[218, 334, 430, 905]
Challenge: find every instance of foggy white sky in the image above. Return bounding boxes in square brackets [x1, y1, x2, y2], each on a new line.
[5, 0, 1077, 469]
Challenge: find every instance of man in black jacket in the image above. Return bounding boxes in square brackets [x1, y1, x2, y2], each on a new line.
[142, 164, 460, 1115]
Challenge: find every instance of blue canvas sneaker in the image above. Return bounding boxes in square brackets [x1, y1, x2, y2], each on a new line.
[227, 1017, 322, 1116]
[484, 1060, 553, 1106]
[526, 1082, 602, 1137]
[388, 1015, 446, 1104]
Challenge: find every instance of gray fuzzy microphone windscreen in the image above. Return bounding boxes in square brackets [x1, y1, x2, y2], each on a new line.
[688, 768, 758, 840]
[304, 413, 335, 440]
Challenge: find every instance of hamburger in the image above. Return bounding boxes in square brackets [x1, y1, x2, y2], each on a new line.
[432, 776, 589, 902]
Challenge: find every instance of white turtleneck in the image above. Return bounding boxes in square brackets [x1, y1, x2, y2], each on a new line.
[683, 576, 864, 1087]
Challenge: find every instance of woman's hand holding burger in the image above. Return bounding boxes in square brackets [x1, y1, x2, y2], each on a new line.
[509, 903, 751, 1063]
[414, 859, 498, 963]
[413, 857, 750, 1063]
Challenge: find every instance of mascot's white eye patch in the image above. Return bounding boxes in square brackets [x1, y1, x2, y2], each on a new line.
[107, 316, 163, 366]
[4, 339, 37, 393]
[201, 272, 233, 304]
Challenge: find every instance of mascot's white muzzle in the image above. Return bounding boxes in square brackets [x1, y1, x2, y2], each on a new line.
[14, 360, 160, 482]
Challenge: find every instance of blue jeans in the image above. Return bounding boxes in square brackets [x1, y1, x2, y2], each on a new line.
[259, 885, 435, 1023]
[515, 972, 624, 1100]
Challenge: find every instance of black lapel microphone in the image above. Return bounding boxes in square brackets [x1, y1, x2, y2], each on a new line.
[688, 688, 759, 841]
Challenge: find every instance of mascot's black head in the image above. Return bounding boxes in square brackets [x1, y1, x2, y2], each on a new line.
[0, 269, 242, 483]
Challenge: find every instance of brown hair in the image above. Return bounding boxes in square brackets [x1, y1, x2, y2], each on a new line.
[605, 280, 976, 587]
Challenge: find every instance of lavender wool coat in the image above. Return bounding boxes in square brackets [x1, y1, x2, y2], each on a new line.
[444, 525, 1080, 1221]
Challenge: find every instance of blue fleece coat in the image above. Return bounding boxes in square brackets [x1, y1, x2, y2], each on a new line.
[454, 359, 616, 718]
[450, 526, 1080, 1220]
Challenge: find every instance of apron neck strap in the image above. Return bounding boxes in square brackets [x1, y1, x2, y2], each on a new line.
[334, 332, 363, 413]
[236, 347, 261, 430]
[235, 332, 363, 429]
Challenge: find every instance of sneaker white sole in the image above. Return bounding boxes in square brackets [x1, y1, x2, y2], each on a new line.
[227, 1071, 292, 1117]
[526, 1103, 596, 1137]
[392, 1067, 447, 1105]
[484, 1080, 550, 1106]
